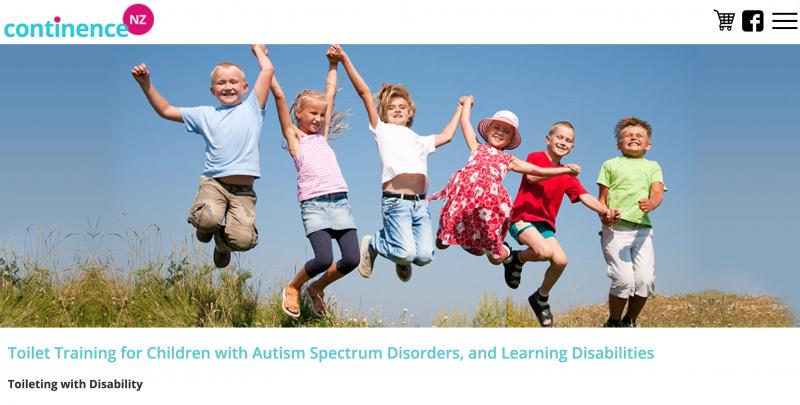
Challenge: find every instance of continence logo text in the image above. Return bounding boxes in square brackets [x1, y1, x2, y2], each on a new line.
[3, 4, 154, 38]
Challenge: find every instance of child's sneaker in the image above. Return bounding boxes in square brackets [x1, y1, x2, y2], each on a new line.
[213, 230, 232, 268]
[196, 229, 213, 243]
[213, 246, 231, 268]
[502, 243, 523, 289]
[621, 316, 637, 327]
[603, 317, 623, 327]
[395, 263, 412, 282]
[359, 235, 377, 278]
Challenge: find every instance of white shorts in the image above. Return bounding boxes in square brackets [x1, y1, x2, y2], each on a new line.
[601, 222, 656, 299]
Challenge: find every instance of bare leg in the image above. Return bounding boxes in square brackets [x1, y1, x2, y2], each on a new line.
[284, 269, 311, 316]
[309, 264, 344, 292]
[608, 294, 627, 321]
[517, 228, 554, 264]
[623, 295, 648, 321]
[306, 229, 359, 314]
[537, 238, 568, 296]
[305, 265, 341, 315]
[515, 228, 557, 293]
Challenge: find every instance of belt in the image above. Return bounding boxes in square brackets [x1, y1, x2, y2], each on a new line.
[382, 191, 426, 201]
[616, 219, 652, 229]
[214, 178, 254, 194]
[303, 192, 348, 202]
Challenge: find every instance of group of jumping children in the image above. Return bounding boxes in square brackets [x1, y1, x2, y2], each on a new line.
[131, 45, 666, 328]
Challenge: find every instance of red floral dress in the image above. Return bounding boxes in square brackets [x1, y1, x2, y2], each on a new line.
[430, 144, 513, 259]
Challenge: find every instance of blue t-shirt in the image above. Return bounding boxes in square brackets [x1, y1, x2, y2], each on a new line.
[180, 92, 266, 178]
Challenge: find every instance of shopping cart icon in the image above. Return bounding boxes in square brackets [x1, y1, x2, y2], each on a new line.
[715, 9, 735, 31]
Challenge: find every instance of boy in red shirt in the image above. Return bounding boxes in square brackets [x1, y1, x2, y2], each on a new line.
[504, 121, 618, 327]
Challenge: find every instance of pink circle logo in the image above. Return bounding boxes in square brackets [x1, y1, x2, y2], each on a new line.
[122, 4, 154, 35]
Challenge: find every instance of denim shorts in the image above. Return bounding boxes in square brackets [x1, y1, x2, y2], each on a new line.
[300, 193, 357, 236]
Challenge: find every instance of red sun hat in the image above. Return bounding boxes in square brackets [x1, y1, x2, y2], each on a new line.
[477, 110, 522, 150]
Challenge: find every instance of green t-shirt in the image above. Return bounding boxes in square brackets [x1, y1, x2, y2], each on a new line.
[596, 156, 666, 227]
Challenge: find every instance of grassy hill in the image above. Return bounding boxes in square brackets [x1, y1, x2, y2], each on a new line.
[0, 259, 794, 327]
[433, 292, 795, 327]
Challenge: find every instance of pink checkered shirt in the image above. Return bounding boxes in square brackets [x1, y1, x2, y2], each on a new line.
[293, 132, 349, 201]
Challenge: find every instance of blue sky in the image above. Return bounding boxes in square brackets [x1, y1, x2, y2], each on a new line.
[1, 45, 798, 325]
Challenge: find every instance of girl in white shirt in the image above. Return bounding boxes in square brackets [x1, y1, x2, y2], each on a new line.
[334, 45, 463, 282]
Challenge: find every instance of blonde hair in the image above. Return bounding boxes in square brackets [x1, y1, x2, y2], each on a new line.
[210, 62, 246, 83]
[615, 117, 652, 141]
[548, 121, 575, 136]
[374, 83, 416, 127]
[290, 89, 348, 135]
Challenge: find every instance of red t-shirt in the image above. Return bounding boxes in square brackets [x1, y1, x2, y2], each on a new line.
[509, 151, 587, 232]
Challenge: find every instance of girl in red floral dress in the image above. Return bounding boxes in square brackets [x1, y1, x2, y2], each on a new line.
[430, 96, 580, 263]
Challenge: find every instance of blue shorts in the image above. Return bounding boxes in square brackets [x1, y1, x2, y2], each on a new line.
[300, 193, 357, 236]
[509, 220, 555, 244]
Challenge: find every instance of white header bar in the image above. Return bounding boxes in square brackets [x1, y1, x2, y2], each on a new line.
[1, 0, 799, 44]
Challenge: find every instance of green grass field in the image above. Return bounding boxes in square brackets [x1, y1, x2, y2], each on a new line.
[1, 252, 794, 327]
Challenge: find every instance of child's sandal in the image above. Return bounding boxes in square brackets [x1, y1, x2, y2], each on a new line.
[504, 265, 521, 289]
[528, 291, 553, 327]
[303, 287, 326, 318]
[281, 287, 301, 319]
[502, 243, 522, 289]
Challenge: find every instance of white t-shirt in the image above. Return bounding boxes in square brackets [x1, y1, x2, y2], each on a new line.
[370, 120, 437, 190]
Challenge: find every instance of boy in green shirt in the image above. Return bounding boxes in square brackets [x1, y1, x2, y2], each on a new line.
[597, 117, 666, 327]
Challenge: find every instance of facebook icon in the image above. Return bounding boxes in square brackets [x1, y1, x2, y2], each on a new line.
[743, 10, 764, 31]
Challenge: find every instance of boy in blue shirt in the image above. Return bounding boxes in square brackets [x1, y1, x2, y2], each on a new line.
[131, 45, 274, 268]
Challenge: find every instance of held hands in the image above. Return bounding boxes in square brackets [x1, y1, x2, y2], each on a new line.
[328, 44, 346, 61]
[131, 64, 150, 86]
[564, 163, 581, 176]
[600, 208, 621, 226]
[459, 95, 474, 108]
[326, 45, 342, 63]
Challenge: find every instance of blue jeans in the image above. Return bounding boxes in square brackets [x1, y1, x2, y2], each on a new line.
[371, 197, 435, 266]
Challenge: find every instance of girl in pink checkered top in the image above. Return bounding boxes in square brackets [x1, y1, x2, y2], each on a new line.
[271, 46, 359, 319]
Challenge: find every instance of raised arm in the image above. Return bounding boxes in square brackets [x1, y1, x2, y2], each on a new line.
[510, 158, 579, 178]
[323, 46, 339, 138]
[459, 96, 480, 152]
[270, 76, 300, 153]
[250, 44, 275, 110]
[434, 97, 465, 148]
[131, 64, 183, 123]
[334, 45, 379, 129]
[638, 181, 665, 213]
